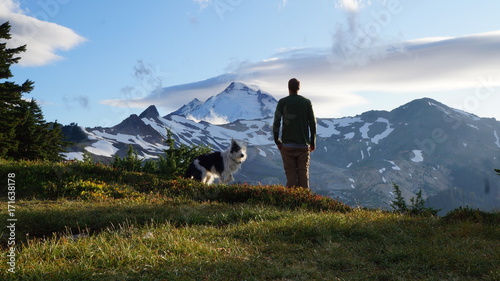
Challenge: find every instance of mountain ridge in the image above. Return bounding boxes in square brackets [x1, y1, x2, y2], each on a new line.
[62, 82, 500, 213]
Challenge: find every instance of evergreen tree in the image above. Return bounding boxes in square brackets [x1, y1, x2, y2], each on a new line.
[0, 21, 34, 158]
[390, 184, 407, 213]
[112, 145, 142, 172]
[43, 121, 68, 161]
[0, 21, 67, 161]
[6, 99, 67, 161]
[390, 183, 439, 216]
[110, 130, 211, 178]
[8, 99, 43, 160]
[160, 128, 211, 178]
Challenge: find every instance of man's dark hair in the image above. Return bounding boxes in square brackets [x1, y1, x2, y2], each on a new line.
[288, 78, 300, 93]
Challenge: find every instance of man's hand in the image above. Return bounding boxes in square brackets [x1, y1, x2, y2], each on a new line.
[310, 145, 315, 152]
[277, 143, 283, 151]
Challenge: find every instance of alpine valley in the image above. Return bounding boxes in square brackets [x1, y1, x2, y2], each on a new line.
[63, 82, 500, 213]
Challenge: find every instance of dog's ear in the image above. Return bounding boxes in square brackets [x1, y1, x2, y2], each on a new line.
[230, 139, 241, 153]
[233, 139, 246, 148]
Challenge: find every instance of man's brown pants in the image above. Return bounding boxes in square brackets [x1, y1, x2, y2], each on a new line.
[280, 146, 310, 189]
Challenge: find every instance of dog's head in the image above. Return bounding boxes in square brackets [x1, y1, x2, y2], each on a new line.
[229, 139, 247, 164]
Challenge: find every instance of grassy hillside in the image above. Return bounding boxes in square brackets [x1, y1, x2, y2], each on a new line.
[1, 161, 499, 280]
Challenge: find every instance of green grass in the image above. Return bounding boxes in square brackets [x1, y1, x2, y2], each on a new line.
[1, 161, 499, 280]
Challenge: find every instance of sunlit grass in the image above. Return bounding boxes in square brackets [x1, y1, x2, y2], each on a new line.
[0, 160, 499, 280]
[1, 198, 498, 280]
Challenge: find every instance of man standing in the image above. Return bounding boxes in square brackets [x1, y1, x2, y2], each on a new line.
[273, 78, 316, 189]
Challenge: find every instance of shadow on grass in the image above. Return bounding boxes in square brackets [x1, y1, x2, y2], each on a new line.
[0, 198, 289, 248]
[10, 208, 499, 281]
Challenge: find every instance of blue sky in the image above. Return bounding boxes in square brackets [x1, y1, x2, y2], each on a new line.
[2, 0, 500, 127]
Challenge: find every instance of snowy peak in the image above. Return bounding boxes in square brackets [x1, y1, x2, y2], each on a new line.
[170, 82, 278, 124]
[225, 81, 255, 92]
[171, 98, 203, 117]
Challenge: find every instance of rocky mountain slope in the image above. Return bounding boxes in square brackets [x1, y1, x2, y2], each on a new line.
[63, 83, 500, 213]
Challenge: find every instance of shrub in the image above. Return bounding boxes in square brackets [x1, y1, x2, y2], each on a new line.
[63, 179, 140, 200]
[443, 206, 500, 224]
[164, 180, 352, 213]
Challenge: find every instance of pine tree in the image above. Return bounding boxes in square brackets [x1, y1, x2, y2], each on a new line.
[160, 128, 211, 178]
[6, 99, 67, 161]
[8, 99, 42, 160]
[112, 145, 142, 172]
[0, 21, 67, 161]
[43, 121, 68, 161]
[0, 21, 34, 158]
[390, 184, 408, 213]
[390, 184, 439, 216]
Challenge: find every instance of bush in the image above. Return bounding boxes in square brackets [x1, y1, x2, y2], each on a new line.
[443, 206, 500, 224]
[163, 179, 352, 213]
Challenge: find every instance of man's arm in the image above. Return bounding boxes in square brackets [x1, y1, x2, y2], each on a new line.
[308, 101, 316, 151]
[273, 101, 283, 149]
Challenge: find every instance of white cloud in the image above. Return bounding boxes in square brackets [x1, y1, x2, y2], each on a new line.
[187, 110, 229, 125]
[101, 74, 236, 110]
[0, 0, 86, 66]
[101, 31, 500, 120]
[336, 0, 371, 12]
[331, 0, 405, 67]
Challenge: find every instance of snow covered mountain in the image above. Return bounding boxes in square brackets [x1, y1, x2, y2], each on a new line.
[171, 82, 277, 124]
[63, 83, 500, 213]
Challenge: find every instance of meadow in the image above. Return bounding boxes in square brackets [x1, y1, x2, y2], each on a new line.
[1, 160, 499, 280]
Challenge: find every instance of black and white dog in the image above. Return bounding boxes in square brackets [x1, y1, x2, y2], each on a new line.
[184, 139, 247, 184]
